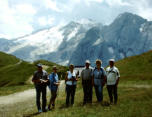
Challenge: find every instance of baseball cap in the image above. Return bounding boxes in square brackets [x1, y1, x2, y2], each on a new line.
[109, 59, 115, 62]
[85, 60, 90, 64]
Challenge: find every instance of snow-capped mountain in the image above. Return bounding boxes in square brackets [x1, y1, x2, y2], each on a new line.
[0, 19, 98, 63]
[0, 12, 152, 66]
[69, 12, 152, 66]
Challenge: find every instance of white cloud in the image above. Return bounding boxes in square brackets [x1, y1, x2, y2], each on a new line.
[129, 0, 152, 21]
[0, 1, 35, 38]
[43, 0, 62, 12]
[14, 4, 37, 15]
[1, 0, 152, 39]
[105, 0, 131, 7]
[38, 17, 55, 26]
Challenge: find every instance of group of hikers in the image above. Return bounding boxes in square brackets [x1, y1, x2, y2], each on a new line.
[32, 59, 120, 113]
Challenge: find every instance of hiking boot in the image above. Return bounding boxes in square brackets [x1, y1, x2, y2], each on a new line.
[52, 104, 55, 109]
[38, 109, 42, 113]
[42, 109, 47, 112]
[48, 105, 51, 111]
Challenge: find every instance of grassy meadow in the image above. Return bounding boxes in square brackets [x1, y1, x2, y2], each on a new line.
[0, 52, 67, 95]
[1, 80, 152, 117]
[0, 51, 152, 116]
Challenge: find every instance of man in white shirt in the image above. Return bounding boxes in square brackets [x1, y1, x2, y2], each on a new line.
[106, 59, 120, 104]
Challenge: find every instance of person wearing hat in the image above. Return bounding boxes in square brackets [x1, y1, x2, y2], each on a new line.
[92, 59, 107, 102]
[81, 60, 93, 105]
[48, 66, 60, 110]
[106, 59, 120, 104]
[65, 64, 78, 107]
[32, 63, 49, 113]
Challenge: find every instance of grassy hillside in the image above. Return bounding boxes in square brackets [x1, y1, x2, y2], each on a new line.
[1, 51, 152, 116]
[0, 61, 36, 86]
[114, 50, 152, 81]
[0, 53, 68, 95]
[0, 51, 19, 67]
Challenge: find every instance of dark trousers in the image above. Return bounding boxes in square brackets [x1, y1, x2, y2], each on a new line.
[66, 85, 76, 106]
[35, 85, 47, 111]
[82, 80, 92, 104]
[49, 90, 57, 106]
[94, 85, 103, 102]
[107, 85, 118, 104]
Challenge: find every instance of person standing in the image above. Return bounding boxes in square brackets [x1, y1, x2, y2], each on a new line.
[32, 63, 49, 113]
[81, 60, 93, 105]
[92, 59, 106, 102]
[65, 64, 78, 107]
[106, 59, 120, 104]
[48, 66, 60, 110]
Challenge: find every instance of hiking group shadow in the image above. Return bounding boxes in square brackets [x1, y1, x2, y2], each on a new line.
[23, 101, 111, 117]
[23, 112, 40, 117]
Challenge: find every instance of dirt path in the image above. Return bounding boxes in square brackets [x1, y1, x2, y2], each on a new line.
[0, 80, 65, 105]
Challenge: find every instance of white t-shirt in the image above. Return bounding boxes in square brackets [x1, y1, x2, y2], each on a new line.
[106, 66, 120, 85]
[66, 71, 77, 85]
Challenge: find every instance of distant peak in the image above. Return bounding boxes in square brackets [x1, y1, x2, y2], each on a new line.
[112, 12, 147, 25]
[116, 12, 145, 21]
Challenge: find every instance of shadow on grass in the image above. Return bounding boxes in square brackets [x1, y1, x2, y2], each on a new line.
[59, 104, 70, 109]
[23, 112, 40, 117]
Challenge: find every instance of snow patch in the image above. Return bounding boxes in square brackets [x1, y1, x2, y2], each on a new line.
[93, 38, 103, 46]
[8, 25, 64, 55]
[67, 27, 78, 41]
[59, 60, 69, 66]
[108, 47, 114, 54]
[120, 53, 125, 59]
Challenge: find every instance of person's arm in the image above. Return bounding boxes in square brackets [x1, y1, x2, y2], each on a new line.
[32, 72, 41, 83]
[54, 74, 60, 86]
[76, 71, 79, 80]
[102, 68, 107, 86]
[43, 72, 49, 82]
[65, 72, 68, 82]
[91, 70, 94, 86]
[116, 68, 120, 86]
[81, 70, 84, 84]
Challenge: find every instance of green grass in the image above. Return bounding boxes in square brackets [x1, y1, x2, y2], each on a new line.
[114, 50, 152, 81]
[34, 80, 152, 117]
[0, 51, 19, 67]
[0, 61, 36, 87]
[1, 51, 152, 116]
[0, 52, 68, 95]
[1, 80, 151, 117]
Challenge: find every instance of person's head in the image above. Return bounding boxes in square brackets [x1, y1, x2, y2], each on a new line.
[109, 59, 115, 67]
[37, 63, 43, 72]
[85, 60, 90, 69]
[53, 66, 58, 73]
[96, 59, 102, 69]
[69, 64, 74, 71]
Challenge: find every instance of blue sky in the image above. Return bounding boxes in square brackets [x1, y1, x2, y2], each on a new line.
[0, 0, 152, 39]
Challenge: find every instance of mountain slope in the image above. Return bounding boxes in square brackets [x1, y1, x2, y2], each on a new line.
[70, 12, 152, 66]
[0, 52, 36, 86]
[114, 50, 152, 80]
[0, 52, 67, 87]
[0, 51, 19, 67]
[0, 20, 96, 63]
